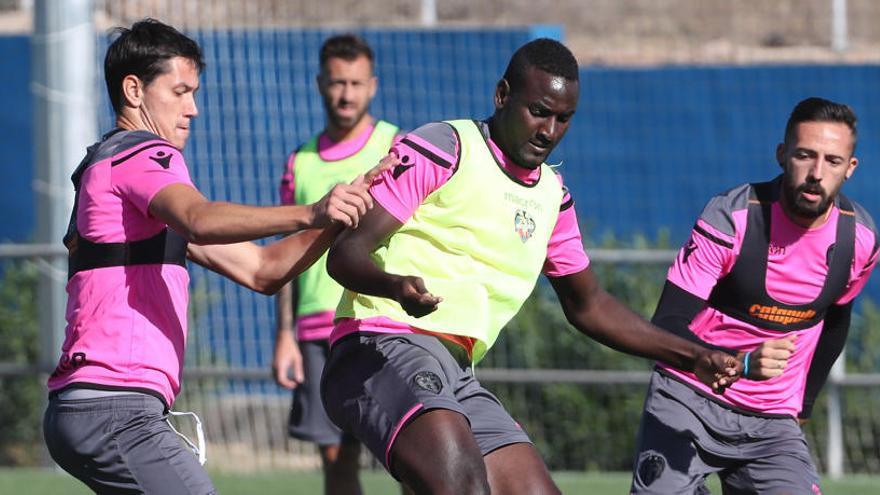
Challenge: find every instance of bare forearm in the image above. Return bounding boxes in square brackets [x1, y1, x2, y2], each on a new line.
[183, 202, 315, 245]
[575, 291, 705, 370]
[188, 226, 339, 295]
[255, 227, 340, 294]
[327, 238, 401, 299]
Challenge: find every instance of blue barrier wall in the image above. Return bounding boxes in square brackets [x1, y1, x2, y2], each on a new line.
[0, 36, 33, 242]
[559, 65, 880, 243]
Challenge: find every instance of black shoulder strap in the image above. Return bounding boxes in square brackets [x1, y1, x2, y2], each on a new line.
[824, 193, 856, 301]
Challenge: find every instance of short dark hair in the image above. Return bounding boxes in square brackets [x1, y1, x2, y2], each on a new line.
[104, 18, 205, 113]
[784, 97, 858, 151]
[503, 38, 579, 93]
[319, 34, 374, 70]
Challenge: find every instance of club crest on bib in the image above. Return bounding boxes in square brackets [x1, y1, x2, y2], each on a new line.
[514, 209, 536, 243]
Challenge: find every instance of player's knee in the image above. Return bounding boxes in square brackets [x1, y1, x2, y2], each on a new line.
[448, 454, 491, 495]
[395, 447, 489, 495]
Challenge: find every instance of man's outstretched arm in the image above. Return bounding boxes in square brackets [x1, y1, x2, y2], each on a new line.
[327, 203, 441, 317]
[187, 227, 338, 295]
[548, 267, 741, 390]
[187, 156, 397, 295]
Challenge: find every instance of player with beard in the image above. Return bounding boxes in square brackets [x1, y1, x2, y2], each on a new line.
[321, 38, 743, 494]
[630, 97, 879, 494]
[272, 34, 400, 495]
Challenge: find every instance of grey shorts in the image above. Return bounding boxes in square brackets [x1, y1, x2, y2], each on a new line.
[631, 371, 821, 495]
[43, 391, 215, 495]
[289, 339, 356, 446]
[321, 333, 531, 474]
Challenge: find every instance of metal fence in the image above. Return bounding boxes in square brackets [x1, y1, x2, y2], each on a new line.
[1, 245, 876, 475]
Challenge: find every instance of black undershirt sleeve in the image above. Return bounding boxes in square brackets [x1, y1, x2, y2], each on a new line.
[799, 301, 853, 420]
[651, 280, 738, 355]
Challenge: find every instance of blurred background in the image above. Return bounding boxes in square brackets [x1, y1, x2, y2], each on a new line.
[2, 0, 880, 485]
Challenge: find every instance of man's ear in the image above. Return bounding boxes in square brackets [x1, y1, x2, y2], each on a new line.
[775, 143, 785, 169]
[368, 75, 378, 99]
[121, 74, 144, 109]
[494, 78, 510, 110]
[845, 156, 858, 181]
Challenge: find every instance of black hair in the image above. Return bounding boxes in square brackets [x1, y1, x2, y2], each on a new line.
[104, 18, 205, 113]
[784, 97, 858, 151]
[502, 38, 579, 92]
[319, 34, 374, 71]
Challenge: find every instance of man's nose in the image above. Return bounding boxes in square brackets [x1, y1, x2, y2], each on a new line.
[807, 159, 825, 181]
[186, 94, 198, 117]
[538, 118, 557, 142]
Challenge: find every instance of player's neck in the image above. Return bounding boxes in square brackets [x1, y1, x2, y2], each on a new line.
[779, 194, 834, 230]
[116, 114, 164, 145]
[324, 115, 374, 144]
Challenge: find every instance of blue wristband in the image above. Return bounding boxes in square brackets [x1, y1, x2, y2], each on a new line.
[743, 351, 752, 377]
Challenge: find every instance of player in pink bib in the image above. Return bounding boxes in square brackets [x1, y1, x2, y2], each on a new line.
[42, 19, 393, 495]
[631, 97, 879, 495]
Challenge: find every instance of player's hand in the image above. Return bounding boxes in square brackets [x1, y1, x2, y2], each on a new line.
[310, 182, 373, 229]
[740, 335, 796, 380]
[310, 153, 399, 229]
[352, 152, 398, 188]
[693, 349, 742, 393]
[392, 275, 443, 318]
[272, 328, 304, 390]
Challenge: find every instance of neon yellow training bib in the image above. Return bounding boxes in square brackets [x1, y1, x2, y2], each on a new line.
[337, 119, 563, 362]
[294, 120, 399, 316]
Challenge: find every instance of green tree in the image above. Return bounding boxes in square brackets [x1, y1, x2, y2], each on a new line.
[0, 262, 43, 465]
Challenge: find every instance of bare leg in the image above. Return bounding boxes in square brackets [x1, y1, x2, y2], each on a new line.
[484, 442, 560, 495]
[390, 409, 490, 495]
[321, 442, 363, 495]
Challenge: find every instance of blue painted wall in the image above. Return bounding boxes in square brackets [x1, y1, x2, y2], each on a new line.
[0, 36, 33, 242]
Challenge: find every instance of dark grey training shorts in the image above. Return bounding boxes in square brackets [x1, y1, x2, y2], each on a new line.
[289, 339, 356, 446]
[44, 390, 215, 495]
[631, 371, 821, 495]
[321, 332, 531, 474]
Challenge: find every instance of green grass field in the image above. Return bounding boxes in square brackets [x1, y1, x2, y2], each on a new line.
[3, 468, 880, 494]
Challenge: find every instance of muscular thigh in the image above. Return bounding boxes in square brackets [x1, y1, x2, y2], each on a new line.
[484, 443, 559, 495]
[321, 334, 469, 472]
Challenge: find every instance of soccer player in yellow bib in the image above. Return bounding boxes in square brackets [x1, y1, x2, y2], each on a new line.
[272, 34, 400, 495]
[323, 39, 742, 494]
